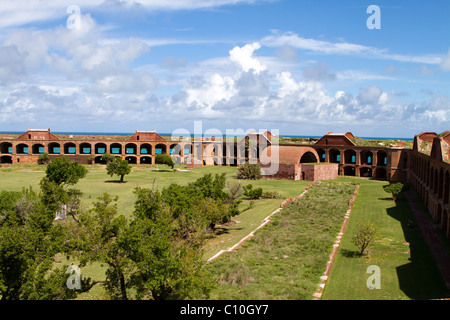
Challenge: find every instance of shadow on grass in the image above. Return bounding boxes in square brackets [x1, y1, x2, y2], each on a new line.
[104, 180, 128, 184]
[340, 249, 361, 258]
[386, 193, 449, 299]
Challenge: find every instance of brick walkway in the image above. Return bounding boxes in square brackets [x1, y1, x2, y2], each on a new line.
[405, 191, 450, 291]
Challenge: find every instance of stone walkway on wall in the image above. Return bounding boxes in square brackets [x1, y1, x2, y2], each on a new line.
[404, 191, 450, 291]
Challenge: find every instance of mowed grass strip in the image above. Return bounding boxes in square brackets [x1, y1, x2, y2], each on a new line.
[206, 180, 357, 300]
[321, 178, 449, 300]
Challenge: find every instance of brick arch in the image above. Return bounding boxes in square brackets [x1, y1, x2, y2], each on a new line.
[342, 164, 356, 176]
[444, 170, 450, 205]
[442, 210, 449, 238]
[260, 146, 320, 165]
[343, 149, 356, 164]
[315, 148, 326, 163]
[300, 151, 319, 163]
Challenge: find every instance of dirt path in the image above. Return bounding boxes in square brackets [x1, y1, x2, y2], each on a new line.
[405, 191, 450, 291]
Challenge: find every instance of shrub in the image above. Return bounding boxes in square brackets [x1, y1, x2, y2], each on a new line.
[155, 153, 175, 169]
[243, 184, 263, 200]
[237, 163, 261, 180]
[38, 152, 50, 165]
[383, 182, 406, 200]
[352, 219, 379, 256]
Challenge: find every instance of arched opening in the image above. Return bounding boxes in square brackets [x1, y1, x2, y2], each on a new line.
[329, 149, 341, 163]
[110, 143, 122, 155]
[377, 150, 387, 166]
[315, 148, 326, 163]
[375, 167, 387, 180]
[32, 144, 45, 154]
[437, 204, 442, 224]
[16, 143, 29, 154]
[173, 156, 182, 165]
[95, 143, 107, 155]
[155, 143, 167, 154]
[430, 167, 435, 192]
[184, 144, 192, 156]
[361, 150, 373, 165]
[434, 169, 439, 195]
[125, 156, 137, 164]
[48, 142, 60, 154]
[439, 167, 444, 199]
[64, 143, 76, 154]
[0, 142, 12, 154]
[140, 144, 152, 155]
[344, 149, 356, 164]
[0, 156, 12, 164]
[442, 210, 448, 236]
[300, 151, 318, 163]
[444, 171, 449, 205]
[94, 156, 107, 164]
[343, 166, 355, 176]
[360, 167, 373, 177]
[170, 143, 181, 156]
[79, 143, 92, 155]
[140, 156, 152, 164]
[125, 143, 137, 155]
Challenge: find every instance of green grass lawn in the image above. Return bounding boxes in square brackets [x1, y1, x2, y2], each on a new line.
[205, 180, 358, 300]
[0, 163, 309, 299]
[1, 164, 448, 300]
[321, 178, 449, 300]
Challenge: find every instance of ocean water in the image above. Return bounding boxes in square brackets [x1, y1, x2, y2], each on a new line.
[0, 131, 414, 141]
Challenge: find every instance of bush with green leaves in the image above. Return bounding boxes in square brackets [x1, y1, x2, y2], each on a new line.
[383, 182, 406, 200]
[106, 157, 131, 183]
[352, 219, 380, 256]
[155, 153, 175, 169]
[37, 152, 50, 165]
[243, 184, 263, 200]
[236, 163, 261, 180]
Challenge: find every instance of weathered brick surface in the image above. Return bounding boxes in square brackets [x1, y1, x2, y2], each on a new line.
[300, 163, 339, 181]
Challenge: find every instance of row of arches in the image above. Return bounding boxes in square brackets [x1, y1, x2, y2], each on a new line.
[0, 142, 178, 156]
[409, 152, 450, 238]
[410, 153, 450, 206]
[315, 148, 388, 166]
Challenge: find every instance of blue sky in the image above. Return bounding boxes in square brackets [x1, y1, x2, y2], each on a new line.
[0, 0, 449, 138]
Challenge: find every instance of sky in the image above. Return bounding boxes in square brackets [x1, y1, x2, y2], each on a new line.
[0, 0, 449, 138]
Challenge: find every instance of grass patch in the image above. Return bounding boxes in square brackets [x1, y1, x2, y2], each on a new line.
[205, 180, 357, 300]
[0, 164, 309, 299]
[322, 178, 449, 300]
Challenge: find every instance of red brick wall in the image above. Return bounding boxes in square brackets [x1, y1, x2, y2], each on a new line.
[300, 163, 339, 181]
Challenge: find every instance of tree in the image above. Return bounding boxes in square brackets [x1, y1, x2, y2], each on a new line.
[0, 188, 92, 300]
[45, 156, 87, 187]
[125, 187, 215, 300]
[383, 182, 406, 200]
[101, 153, 115, 164]
[37, 152, 50, 165]
[155, 153, 175, 169]
[107, 157, 131, 183]
[237, 163, 261, 180]
[352, 220, 379, 256]
[75, 193, 131, 300]
[40, 157, 87, 221]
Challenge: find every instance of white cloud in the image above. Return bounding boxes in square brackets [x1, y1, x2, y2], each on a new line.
[440, 48, 450, 71]
[0, 0, 267, 29]
[229, 42, 267, 73]
[262, 31, 442, 65]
